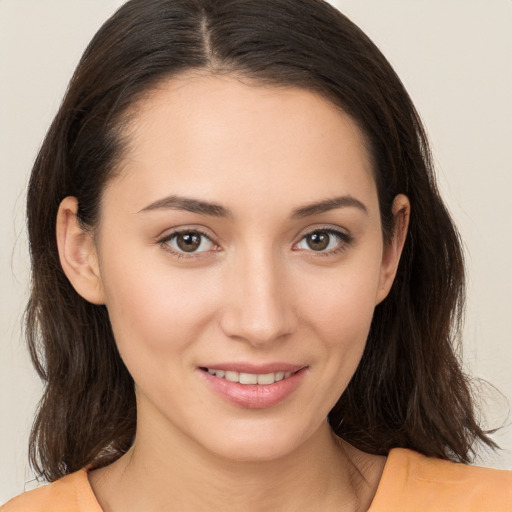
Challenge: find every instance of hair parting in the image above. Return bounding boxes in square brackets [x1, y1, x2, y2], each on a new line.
[26, 0, 497, 482]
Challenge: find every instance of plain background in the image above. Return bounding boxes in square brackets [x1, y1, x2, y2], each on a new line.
[1, 0, 511, 502]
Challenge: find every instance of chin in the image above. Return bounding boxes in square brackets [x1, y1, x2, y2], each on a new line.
[193, 417, 320, 464]
[208, 439, 298, 464]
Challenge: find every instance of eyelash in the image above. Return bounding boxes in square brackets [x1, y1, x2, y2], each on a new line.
[159, 228, 218, 259]
[293, 228, 353, 257]
[158, 227, 353, 259]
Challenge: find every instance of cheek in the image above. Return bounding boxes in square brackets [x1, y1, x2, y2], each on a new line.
[297, 251, 383, 382]
[300, 259, 382, 339]
[100, 250, 222, 362]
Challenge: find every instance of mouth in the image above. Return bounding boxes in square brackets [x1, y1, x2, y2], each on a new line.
[199, 365, 307, 408]
[201, 368, 294, 385]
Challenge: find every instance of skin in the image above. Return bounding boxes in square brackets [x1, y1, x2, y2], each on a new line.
[57, 73, 409, 511]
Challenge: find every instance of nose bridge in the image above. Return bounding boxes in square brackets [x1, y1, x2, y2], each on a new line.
[219, 242, 296, 346]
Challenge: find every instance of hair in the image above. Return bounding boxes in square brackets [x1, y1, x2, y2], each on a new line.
[26, 0, 497, 482]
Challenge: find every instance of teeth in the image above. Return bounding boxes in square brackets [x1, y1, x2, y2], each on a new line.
[206, 368, 296, 385]
[225, 371, 239, 382]
[239, 372, 258, 384]
[257, 373, 275, 385]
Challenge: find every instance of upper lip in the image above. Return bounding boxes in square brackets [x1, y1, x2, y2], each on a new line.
[200, 363, 307, 374]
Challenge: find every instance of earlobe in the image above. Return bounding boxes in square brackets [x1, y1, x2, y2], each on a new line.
[56, 196, 105, 305]
[376, 194, 410, 304]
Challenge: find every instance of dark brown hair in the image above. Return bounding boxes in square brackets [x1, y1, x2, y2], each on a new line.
[26, 0, 496, 482]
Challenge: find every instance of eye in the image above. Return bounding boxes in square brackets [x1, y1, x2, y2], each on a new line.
[295, 229, 350, 253]
[163, 230, 215, 254]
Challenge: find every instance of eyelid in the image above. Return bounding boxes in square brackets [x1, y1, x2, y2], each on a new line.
[157, 227, 221, 258]
[156, 224, 353, 259]
[293, 225, 353, 254]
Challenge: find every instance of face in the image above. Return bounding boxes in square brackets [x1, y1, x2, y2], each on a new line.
[62, 74, 405, 463]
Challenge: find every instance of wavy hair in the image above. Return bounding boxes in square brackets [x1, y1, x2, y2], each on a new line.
[25, 0, 496, 482]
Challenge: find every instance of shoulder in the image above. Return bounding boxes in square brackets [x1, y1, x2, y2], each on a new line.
[1, 469, 102, 512]
[370, 448, 512, 512]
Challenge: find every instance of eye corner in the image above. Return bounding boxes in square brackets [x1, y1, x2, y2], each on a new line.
[158, 228, 221, 259]
[293, 227, 354, 255]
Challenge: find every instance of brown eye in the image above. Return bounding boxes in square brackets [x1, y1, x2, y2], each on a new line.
[305, 232, 330, 251]
[177, 233, 202, 252]
[165, 231, 214, 254]
[296, 229, 349, 253]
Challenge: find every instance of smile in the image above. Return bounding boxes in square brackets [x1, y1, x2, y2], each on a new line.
[205, 368, 293, 385]
[201, 366, 307, 408]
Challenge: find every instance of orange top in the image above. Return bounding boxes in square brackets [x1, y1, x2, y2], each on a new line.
[2, 448, 511, 511]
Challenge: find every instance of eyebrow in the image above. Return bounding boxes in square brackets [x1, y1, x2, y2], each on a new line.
[138, 195, 231, 218]
[291, 196, 368, 218]
[138, 194, 367, 218]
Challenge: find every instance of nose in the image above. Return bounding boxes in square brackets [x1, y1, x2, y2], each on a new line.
[218, 249, 297, 347]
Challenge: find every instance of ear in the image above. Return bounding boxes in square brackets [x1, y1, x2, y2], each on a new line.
[376, 194, 410, 305]
[56, 196, 105, 305]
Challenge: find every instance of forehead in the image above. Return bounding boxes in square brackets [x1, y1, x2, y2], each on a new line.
[109, 73, 377, 217]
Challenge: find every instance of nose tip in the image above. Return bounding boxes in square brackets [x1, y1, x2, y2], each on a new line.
[220, 307, 295, 346]
[218, 263, 297, 347]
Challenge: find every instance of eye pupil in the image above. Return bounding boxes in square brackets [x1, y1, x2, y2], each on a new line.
[177, 233, 201, 252]
[307, 232, 329, 251]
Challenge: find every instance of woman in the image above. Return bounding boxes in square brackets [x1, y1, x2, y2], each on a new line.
[3, 0, 511, 510]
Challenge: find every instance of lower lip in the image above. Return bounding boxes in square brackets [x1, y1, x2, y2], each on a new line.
[200, 368, 307, 409]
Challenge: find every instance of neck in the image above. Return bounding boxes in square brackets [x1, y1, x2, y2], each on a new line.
[89, 415, 382, 512]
